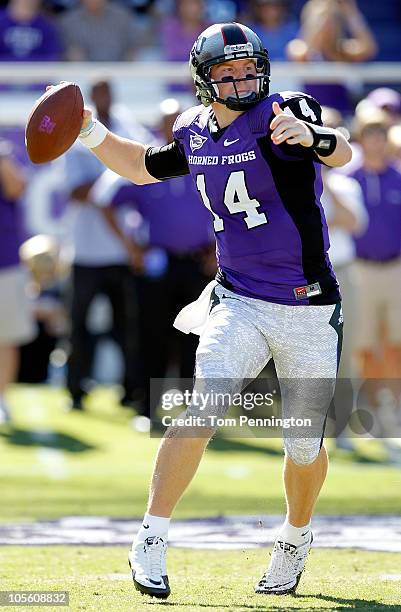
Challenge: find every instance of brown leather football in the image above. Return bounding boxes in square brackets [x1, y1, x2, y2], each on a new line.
[25, 82, 84, 164]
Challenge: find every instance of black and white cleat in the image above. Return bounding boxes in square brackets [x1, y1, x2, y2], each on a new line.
[255, 532, 313, 595]
[128, 536, 171, 599]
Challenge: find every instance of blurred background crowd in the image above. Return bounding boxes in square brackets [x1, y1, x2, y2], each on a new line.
[0, 0, 399, 64]
[0, 0, 401, 460]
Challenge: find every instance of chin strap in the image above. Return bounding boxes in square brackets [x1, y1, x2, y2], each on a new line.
[223, 91, 260, 111]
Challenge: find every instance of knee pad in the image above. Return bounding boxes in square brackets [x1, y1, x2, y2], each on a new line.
[284, 437, 322, 466]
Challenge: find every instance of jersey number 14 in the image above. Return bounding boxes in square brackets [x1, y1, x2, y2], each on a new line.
[196, 170, 268, 232]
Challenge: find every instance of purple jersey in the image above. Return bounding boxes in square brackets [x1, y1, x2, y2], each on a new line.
[98, 174, 213, 255]
[347, 162, 401, 261]
[0, 10, 61, 61]
[173, 91, 339, 306]
[0, 140, 22, 270]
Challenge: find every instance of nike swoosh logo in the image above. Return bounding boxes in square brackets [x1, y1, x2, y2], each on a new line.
[267, 580, 295, 589]
[142, 524, 149, 529]
[223, 138, 239, 147]
[149, 579, 162, 585]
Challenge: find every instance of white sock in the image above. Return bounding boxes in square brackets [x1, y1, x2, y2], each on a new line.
[135, 512, 170, 544]
[278, 517, 311, 546]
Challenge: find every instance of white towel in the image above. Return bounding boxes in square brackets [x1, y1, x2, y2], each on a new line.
[173, 280, 218, 336]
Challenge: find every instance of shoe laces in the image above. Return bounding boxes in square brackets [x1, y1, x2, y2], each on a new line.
[144, 537, 166, 579]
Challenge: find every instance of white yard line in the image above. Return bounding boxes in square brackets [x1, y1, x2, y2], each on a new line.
[0, 515, 400, 552]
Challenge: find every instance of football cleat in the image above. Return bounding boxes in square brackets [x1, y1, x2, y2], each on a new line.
[255, 531, 313, 595]
[128, 536, 170, 599]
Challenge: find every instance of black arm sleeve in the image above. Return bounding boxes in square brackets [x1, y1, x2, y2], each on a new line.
[144, 140, 190, 180]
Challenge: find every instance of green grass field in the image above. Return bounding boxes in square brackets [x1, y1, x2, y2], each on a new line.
[1, 385, 401, 611]
[1, 385, 401, 521]
[1, 547, 400, 611]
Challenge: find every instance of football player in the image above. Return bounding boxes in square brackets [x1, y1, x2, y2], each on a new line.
[76, 23, 352, 599]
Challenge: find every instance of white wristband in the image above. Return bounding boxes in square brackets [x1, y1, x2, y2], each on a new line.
[78, 120, 108, 149]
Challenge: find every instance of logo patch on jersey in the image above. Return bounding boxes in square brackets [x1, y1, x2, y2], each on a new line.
[317, 139, 332, 150]
[189, 130, 208, 153]
[188, 149, 256, 166]
[294, 282, 322, 300]
[223, 138, 240, 147]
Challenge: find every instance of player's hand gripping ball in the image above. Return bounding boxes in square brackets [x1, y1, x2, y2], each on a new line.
[25, 82, 84, 164]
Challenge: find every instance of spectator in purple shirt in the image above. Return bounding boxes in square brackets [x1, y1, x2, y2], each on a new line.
[344, 110, 401, 452]
[0, 138, 36, 424]
[160, 0, 208, 62]
[160, 0, 209, 92]
[0, 0, 62, 61]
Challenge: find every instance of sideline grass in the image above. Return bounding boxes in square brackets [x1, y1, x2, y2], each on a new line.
[1, 385, 401, 521]
[1, 546, 400, 611]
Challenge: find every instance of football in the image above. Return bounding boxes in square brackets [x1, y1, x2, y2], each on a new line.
[25, 82, 84, 164]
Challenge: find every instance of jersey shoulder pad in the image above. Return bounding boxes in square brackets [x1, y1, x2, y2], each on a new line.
[247, 94, 282, 135]
[247, 91, 323, 135]
[173, 105, 206, 141]
[277, 91, 323, 126]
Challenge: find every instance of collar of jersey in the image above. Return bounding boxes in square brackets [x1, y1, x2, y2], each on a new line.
[207, 111, 229, 143]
